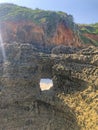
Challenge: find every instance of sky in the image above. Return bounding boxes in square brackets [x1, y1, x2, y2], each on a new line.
[0, 0, 98, 24]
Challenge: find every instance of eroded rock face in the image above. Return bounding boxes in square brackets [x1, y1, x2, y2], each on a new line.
[0, 21, 81, 49]
[0, 21, 44, 44]
[0, 43, 98, 130]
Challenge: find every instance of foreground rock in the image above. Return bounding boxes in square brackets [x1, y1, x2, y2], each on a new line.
[0, 43, 98, 130]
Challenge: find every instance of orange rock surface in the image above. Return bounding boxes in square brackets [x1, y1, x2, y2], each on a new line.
[0, 21, 81, 47]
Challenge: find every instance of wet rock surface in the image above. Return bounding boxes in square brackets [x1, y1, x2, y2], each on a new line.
[0, 43, 98, 130]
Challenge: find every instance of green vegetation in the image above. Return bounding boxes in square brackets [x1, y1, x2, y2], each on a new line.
[79, 23, 98, 35]
[79, 23, 98, 46]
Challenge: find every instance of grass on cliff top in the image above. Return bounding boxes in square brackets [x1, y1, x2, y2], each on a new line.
[0, 3, 73, 25]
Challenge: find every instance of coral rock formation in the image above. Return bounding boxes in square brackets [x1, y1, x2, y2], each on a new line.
[0, 43, 98, 130]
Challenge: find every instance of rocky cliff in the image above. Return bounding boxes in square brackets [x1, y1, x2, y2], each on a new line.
[0, 43, 98, 130]
[0, 21, 80, 47]
[0, 3, 98, 50]
[0, 3, 81, 51]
